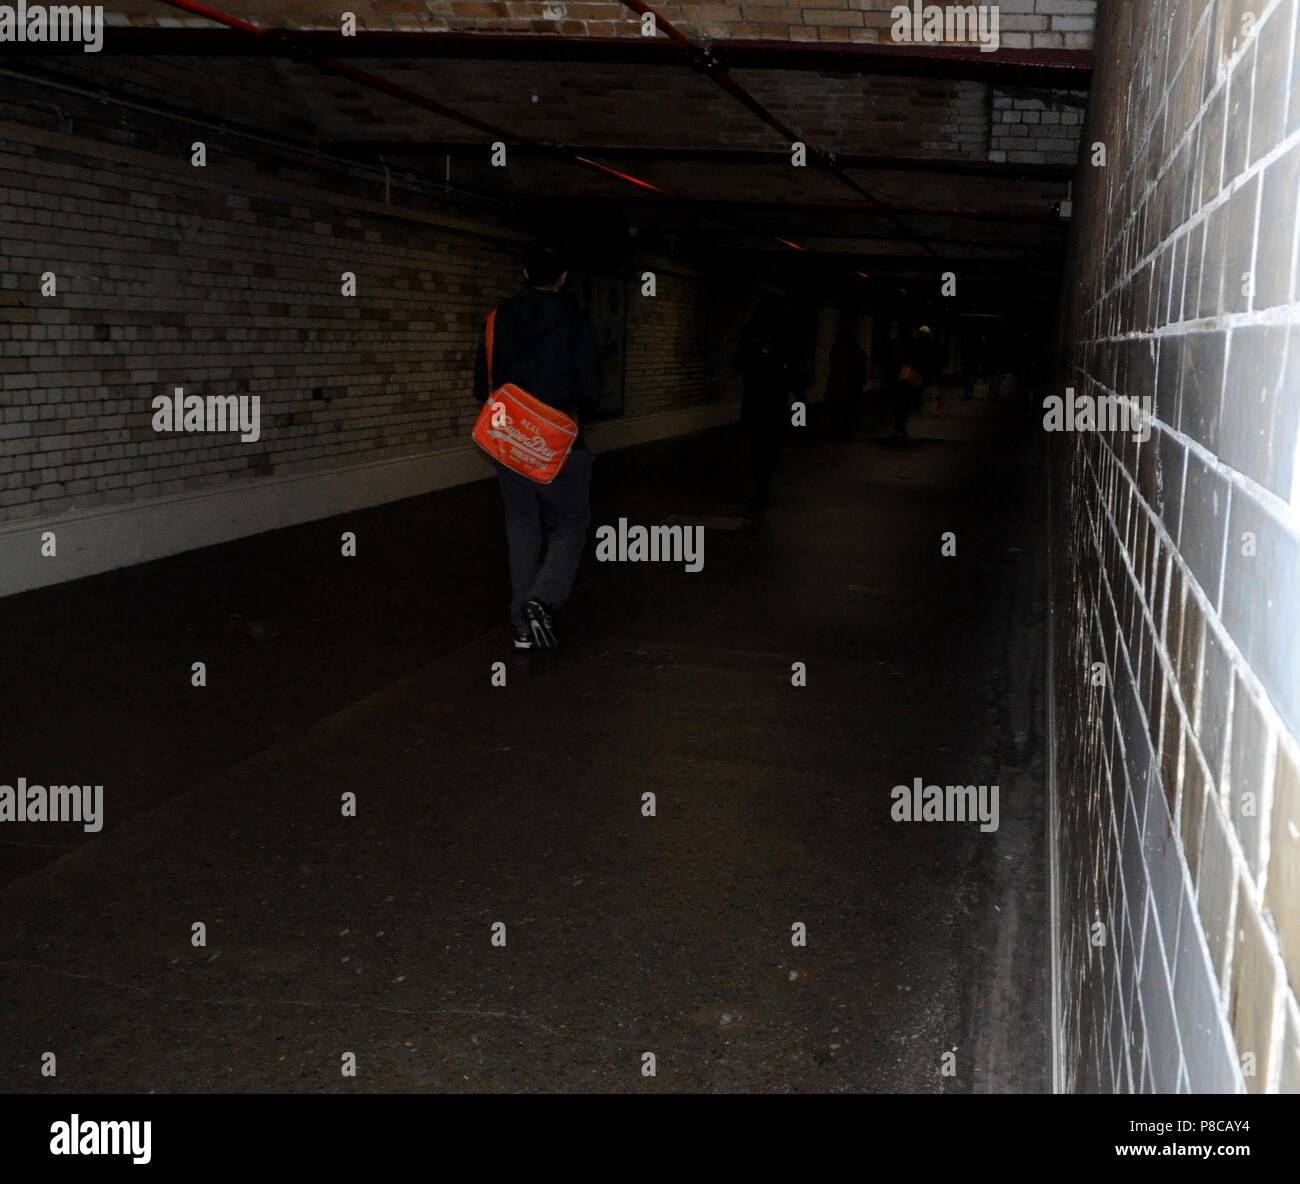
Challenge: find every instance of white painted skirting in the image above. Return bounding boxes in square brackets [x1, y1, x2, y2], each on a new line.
[0, 400, 738, 599]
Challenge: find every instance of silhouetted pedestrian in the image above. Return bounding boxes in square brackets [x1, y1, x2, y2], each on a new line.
[890, 329, 923, 439]
[734, 296, 800, 510]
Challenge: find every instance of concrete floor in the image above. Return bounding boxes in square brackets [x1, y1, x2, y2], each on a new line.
[0, 391, 1049, 1093]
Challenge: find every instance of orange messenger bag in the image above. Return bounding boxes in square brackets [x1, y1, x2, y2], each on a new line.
[472, 308, 578, 485]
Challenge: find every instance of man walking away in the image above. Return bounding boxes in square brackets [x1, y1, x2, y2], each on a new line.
[473, 243, 603, 650]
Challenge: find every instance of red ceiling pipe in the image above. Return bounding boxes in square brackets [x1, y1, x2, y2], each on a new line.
[144, 0, 262, 34]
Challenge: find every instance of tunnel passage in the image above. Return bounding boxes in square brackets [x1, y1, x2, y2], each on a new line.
[0, 402, 1048, 1092]
[0, 0, 1296, 1105]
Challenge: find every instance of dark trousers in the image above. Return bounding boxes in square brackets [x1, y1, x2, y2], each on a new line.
[495, 443, 592, 632]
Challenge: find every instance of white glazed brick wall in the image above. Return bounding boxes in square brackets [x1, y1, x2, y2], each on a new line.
[1054, 0, 1300, 1094]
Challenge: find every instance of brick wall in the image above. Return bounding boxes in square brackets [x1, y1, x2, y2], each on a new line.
[990, 91, 1087, 166]
[995, 0, 1098, 50]
[1053, 0, 1300, 1092]
[0, 120, 726, 529]
[627, 269, 722, 414]
[101, 0, 1097, 49]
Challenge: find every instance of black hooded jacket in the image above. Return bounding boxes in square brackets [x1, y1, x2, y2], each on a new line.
[473, 289, 603, 426]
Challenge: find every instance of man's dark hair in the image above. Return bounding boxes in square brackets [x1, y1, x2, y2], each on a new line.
[523, 242, 568, 288]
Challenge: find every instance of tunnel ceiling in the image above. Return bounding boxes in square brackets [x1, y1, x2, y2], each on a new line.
[14, 4, 1091, 299]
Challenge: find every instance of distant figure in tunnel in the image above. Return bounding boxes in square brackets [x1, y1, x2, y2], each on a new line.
[890, 327, 924, 439]
[824, 322, 867, 439]
[734, 296, 801, 510]
[474, 242, 603, 650]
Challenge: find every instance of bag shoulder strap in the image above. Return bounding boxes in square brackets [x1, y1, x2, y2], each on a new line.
[485, 309, 497, 393]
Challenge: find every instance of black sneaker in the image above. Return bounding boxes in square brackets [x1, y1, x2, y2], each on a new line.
[513, 633, 533, 651]
[524, 599, 557, 649]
